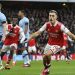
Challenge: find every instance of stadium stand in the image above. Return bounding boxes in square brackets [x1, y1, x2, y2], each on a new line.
[0, 1, 75, 54]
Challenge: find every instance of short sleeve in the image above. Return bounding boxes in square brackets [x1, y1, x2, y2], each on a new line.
[61, 24, 70, 33]
[39, 23, 47, 32]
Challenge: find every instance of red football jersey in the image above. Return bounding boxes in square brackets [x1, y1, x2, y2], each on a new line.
[38, 21, 69, 47]
[46, 22, 64, 46]
[28, 39, 36, 46]
[4, 24, 20, 45]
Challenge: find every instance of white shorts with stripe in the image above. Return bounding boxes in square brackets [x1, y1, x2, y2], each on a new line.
[44, 44, 66, 54]
[28, 46, 36, 53]
[1, 43, 17, 52]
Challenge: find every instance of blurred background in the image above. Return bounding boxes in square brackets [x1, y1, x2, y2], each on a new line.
[0, 0, 75, 60]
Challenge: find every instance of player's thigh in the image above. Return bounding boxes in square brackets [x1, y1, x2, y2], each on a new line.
[1, 45, 10, 52]
[44, 44, 61, 56]
[51, 45, 61, 54]
[44, 44, 53, 55]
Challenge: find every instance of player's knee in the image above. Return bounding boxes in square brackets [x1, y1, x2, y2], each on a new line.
[45, 52, 52, 57]
[43, 55, 47, 59]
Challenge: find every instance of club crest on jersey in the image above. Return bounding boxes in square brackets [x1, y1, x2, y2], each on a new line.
[55, 30, 59, 33]
[15, 30, 17, 33]
[48, 29, 50, 32]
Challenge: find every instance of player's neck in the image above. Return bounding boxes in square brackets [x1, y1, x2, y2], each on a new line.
[51, 22, 55, 26]
[21, 15, 25, 19]
[51, 20, 57, 26]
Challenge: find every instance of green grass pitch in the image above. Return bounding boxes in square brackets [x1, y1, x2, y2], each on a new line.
[0, 60, 75, 75]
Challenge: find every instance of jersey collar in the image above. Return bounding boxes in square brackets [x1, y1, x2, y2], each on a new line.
[50, 21, 58, 27]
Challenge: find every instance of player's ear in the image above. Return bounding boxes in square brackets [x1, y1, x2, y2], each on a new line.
[55, 14, 57, 20]
[56, 15, 58, 20]
[56, 13, 58, 20]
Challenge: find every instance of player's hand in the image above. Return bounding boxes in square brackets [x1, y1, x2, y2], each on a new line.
[19, 41, 25, 47]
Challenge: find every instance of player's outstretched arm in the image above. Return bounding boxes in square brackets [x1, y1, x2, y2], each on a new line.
[61, 24, 75, 41]
[67, 32, 75, 41]
[29, 31, 41, 40]
[29, 23, 47, 40]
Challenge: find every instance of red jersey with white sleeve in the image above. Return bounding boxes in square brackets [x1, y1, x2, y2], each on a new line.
[39, 21, 69, 47]
[4, 24, 25, 45]
[28, 38, 36, 47]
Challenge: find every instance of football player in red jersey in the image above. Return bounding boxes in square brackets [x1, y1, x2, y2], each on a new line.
[28, 38, 37, 62]
[29, 10, 75, 75]
[0, 21, 25, 70]
[28, 38, 36, 53]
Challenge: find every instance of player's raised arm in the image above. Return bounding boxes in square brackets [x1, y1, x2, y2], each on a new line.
[66, 32, 75, 41]
[61, 24, 75, 40]
[29, 23, 47, 40]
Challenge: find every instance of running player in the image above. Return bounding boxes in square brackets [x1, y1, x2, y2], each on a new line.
[28, 38, 36, 53]
[0, 21, 25, 70]
[28, 38, 37, 61]
[29, 10, 75, 75]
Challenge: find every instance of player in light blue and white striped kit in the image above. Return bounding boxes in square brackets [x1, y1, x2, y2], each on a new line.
[17, 10, 30, 66]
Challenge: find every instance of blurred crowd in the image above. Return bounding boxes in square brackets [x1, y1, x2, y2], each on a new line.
[2, 8, 75, 54]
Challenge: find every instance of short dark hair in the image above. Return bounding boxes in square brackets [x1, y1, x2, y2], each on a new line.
[19, 10, 25, 15]
[49, 10, 58, 16]
[0, 3, 2, 10]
